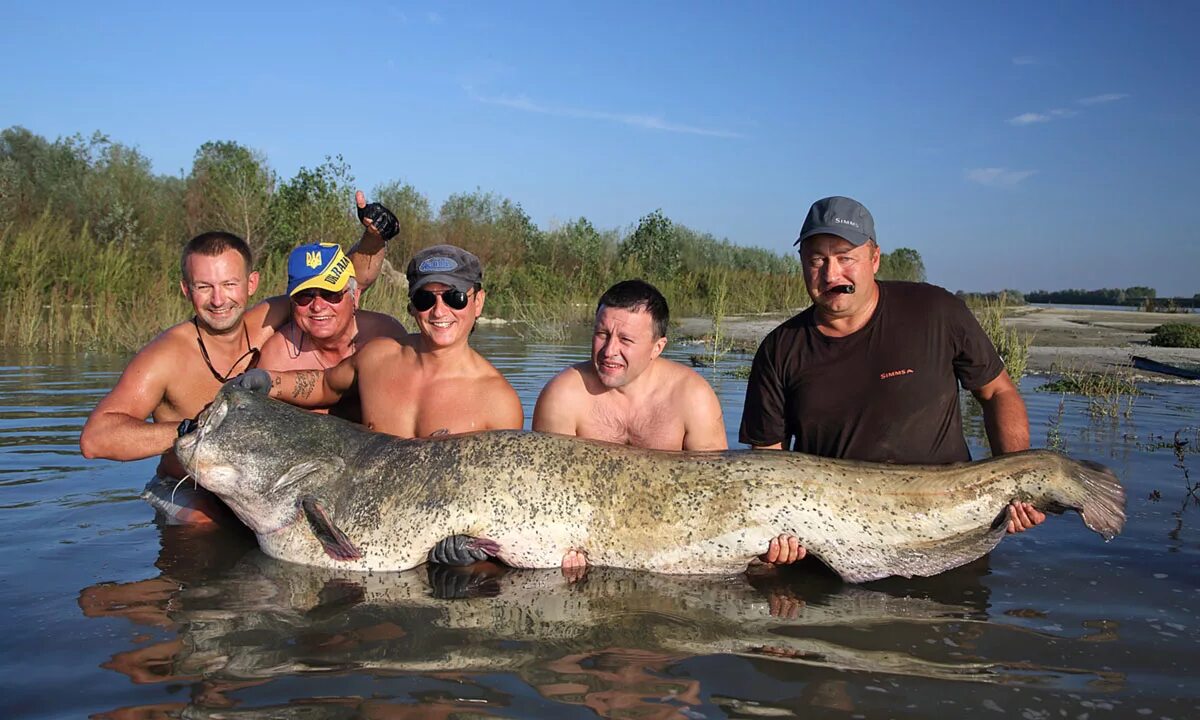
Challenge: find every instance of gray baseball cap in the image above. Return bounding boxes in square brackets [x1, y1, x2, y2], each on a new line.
[793, 196, 875, 248]
[406, 244, 483, 295]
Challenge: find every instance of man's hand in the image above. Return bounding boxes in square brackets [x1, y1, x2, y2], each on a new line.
[355, 190, 399, 242]
[1006, 501, 1046, 534]
[761, 533, 806, 565]
[225, 369, 272, 395]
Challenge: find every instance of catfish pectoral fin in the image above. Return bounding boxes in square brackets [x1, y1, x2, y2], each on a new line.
[429, 535, 500, 565]
[301, 497, 362, 562]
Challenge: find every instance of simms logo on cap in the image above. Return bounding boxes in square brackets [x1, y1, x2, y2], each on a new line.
[418, 256, 458, 273]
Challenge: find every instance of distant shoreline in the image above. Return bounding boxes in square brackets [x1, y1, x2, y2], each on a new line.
[675, 306, 1200, 383]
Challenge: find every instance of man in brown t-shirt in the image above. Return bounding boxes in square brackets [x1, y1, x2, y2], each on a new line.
[740, 196, 1043, 565]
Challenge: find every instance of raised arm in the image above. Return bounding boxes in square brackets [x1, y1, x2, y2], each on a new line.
[347, 190, 399, 291]
[80, 341, 179, 461]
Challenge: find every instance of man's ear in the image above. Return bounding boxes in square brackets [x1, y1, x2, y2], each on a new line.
[248, 270, 260, 297]
[651, 335, 668, 360]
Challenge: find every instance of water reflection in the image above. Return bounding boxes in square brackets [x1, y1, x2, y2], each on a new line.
[79, 522, 1141, 719]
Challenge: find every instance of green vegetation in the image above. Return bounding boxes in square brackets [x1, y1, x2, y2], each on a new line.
[970, 293, 1032, 382]
[1039, 361, 1139, 418]
[1026, 286, 1158, 306]
[1148, 323, 1200, 348]
[0, 125, 935, 352]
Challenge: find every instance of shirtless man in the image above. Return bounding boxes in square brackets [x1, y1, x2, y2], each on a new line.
[79, 193, 398, 524]
[532, 279, 726, 451]
[256, 241, 408, 419]
[421, 280, 726, 570]
[236, 244, 523, 437]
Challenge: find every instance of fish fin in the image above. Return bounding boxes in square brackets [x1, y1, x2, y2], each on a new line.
[813, 521, 1008, 584]
[301, 496, 362, 562]
[1069, 459, 1126, 541]
[272, 459, 344, 494]
[429, 535, 500, 565]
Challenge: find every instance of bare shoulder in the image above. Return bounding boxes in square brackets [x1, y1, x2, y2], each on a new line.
[540, 361, 593, 399]
[357, 334, 408, 364]
[258, 322, 297, 369]
[356, 310, 410, 342]
[245, 296, 290, 345]
[99, 320, 195, 406]
[660, 357, 718, 395]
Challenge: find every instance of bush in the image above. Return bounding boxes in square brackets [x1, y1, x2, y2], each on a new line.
[1148, 323, 1200, 348]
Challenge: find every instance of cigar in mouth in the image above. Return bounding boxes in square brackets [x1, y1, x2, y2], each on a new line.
[834, 284, 856, 294]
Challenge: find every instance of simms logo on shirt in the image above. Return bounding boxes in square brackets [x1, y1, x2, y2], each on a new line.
[880, 368, 915, 380]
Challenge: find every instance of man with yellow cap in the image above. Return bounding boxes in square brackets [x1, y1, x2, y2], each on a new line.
[257, 242, 407, 420]
[231, 243, 523, 438]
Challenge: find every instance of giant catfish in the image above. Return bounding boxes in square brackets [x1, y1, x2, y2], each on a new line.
[174, 386, 1125, 582]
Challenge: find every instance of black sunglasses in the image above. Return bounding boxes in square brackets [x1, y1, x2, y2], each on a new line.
[292, 288, 347, 306]
[412, 287, 470, 312]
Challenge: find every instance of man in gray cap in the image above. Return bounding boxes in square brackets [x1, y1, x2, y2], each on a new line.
[740, 196, 1041, 566]
[236, 244, 522, 438]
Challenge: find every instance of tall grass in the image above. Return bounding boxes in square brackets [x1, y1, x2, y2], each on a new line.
[972, 293, 1032, 382]
[1039, 360, 1140, 418]
[1, 210, 811, 353]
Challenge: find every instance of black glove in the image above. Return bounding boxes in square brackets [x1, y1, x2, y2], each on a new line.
[225, 369, 272, 395]
[357, 202, 400, 241]
[177, 417, 199, 437]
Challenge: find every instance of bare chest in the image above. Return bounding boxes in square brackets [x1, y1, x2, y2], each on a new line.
[358, 368, 495, 438]
[580, 398, 686, 451]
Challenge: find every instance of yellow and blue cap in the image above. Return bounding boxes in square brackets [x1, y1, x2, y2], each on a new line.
[287, 243, 355, 296]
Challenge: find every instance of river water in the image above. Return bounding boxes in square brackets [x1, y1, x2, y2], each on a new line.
[2, 330, 1198, 719]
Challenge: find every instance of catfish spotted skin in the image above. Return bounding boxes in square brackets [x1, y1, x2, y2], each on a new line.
[176, 387, 1126, 582]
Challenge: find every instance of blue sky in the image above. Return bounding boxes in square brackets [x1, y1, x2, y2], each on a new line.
[4, 2, 1198, 296]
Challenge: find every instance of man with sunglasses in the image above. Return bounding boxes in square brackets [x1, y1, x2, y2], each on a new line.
[79, 193, 400, 525]
[237, 244, 523, 438]
[256, 242, 407, 420]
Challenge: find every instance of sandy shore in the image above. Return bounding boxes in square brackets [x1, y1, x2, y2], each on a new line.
[676, 306, 1200, 383]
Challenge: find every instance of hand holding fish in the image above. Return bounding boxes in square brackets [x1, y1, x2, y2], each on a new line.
[225, 369, 272, 395]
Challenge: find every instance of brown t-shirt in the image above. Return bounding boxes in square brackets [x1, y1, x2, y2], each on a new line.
[738, 281, 1005, 463]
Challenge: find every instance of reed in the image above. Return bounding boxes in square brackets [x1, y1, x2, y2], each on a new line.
[1039, 361, 1140, 418]
[973, 293, 1032, 382]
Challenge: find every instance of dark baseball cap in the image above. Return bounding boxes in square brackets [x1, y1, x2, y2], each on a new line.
[406, 244, 483, 295]
[793, 196, 876, 248]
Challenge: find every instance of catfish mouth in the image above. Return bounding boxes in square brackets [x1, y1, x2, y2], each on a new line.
[174, 398, 229, 471]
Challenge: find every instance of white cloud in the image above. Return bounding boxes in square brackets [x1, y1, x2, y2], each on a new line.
[1009, 108, 1075, 125]
[470, 90, 744, 138]
[1079, 93, 1129, 105]
[1010, 112, 1052, 125]
[966, 168, 1037, 187]
[1012, 55, 1038, 65]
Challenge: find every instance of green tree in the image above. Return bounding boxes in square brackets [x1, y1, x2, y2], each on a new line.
[268, 155, 355, 256]
[621, 209, 681, 279]
[185, 141, 276, 256]
[878, 247, 926, 282]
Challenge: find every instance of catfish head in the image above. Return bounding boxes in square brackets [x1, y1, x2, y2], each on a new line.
[174, 385, 350, 536]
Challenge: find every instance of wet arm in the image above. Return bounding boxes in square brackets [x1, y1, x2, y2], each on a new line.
[79, 352, 178, 461]
[267, 357, 357, 408]
[972, 372, 1030, 455]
